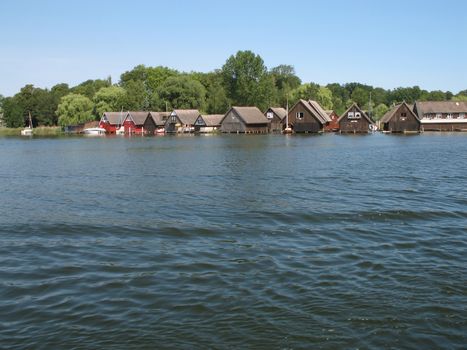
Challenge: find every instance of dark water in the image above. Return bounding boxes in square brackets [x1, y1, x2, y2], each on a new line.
[0, 133, 466, 349]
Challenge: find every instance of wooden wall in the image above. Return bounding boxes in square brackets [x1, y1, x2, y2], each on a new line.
[288, 102, 322, 133]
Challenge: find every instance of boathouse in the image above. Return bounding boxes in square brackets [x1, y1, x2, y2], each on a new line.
[285, 100, 331, 133]
[99, 112, 127, 133]
[194, 114, 224, 133]
[324, 110, 340, 132]
[338, 103, 374, 133]
[265, 107, 287, 133]
[165, 109, 200, 133]
[220, 106, 270, 133]
[380, 102, 420, 133]
[413, 101, 467, 131]
[123, 112, 150, 134]
[148, 112, 170, 133]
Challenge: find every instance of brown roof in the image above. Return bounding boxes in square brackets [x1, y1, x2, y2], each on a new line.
[380, 102, 420, 123]
[295, 100, 332, 124]
[267, 107, 287, 120]
[414, 101, 467, 115]
[338, 103, 374, 123]
[101, 112, 127, 125]
[199, 114, 224, 127]
[227, 106, 270, 124]
[308, 100, 332, 123]
[172, 109, 200, 125]
[149, 111, 170, 126]
[127, 111, 149, 125]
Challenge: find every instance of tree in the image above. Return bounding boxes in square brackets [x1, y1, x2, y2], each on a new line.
[56, 94, 94, 126]
[2, 97, 24, 127]
[155, 75, 206, 111]
[289, 83, 320, 105]
[221, 50, 277, 110]
[120, 65, 179, 96]
[93, 86, 127, 116]
[373, 103, 389, 121]
[316, 86, 333, 110]
[123, 79, 147, 110]
[350, 86, 370, 108]
[72, 79, 111, 99]
[270, 64, 301, 106]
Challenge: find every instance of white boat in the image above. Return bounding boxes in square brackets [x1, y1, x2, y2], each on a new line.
[21, 112, 33, 136]
[83, 127, 106, 135]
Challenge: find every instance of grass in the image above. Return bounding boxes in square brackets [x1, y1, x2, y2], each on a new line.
[0, 126, 63, 136]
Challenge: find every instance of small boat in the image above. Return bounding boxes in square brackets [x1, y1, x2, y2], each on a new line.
[155, 127, 166, 135]
[83, 127, 106, 135]
[21, 112, 33, 136]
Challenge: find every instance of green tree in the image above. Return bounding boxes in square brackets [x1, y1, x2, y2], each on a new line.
[56, 93, 94, 126]
[373, 103, 389, 121]
[93, 86, 127, 116]
[350, 86, 370, 108]
[155, 75, 206, 111]
[2, 97, 24, 127]
[289, 83, 320, 105]
[270, 64, 301, 106]
[316, 86, 333, 110]
[72, 78, 111, 99]
[123, 79, 147, 110]
[221, 50, 277, 109]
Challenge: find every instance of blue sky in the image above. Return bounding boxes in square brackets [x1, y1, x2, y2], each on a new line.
[1, 0, 466, 96]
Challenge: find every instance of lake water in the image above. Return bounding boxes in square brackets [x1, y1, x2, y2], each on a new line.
[0, 133, 466, 349]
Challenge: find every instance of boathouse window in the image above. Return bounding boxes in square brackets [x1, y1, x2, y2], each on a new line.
[401, 112, 407, 117]
[267, 112, 274, 119]
[296, 112, 304, 120]
[171, 116, 177, 122]
[459, 113, 465, 119]
[447, 113, 453, 119]
[348, 112, 354, 118]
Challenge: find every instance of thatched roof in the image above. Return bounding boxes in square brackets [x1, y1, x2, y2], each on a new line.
[172, 109, 200, 125]
[101, 112, 127, 125]
[267, 107, 287, 120]
[199, 114, 224, 127]
[149, 111, 170, 126]
[127, 111, 150, 125]
[226, 106, 269, 124]
[414, 101, 467, 115]
[294, 100, 331, 124]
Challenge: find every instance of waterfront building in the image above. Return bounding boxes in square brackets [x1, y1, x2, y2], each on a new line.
[220, 106, 270, 133]
[380, 102, 420, 133]
[338, 103, 374, 133]
[413, 101, 467, 131]
[285, 100, 331, 133]
[165, 109, 200, 133]
[194, 114, 224, 133]
[264, 107, 287, 133]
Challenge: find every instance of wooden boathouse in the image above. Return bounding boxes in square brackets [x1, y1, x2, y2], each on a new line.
[99, 112, 127, 133]
[220, 107, 270, 133]
[165, 109, 200, 133]
[413, 101, 467, 131]
[285, 100, 331, 133]
[338, 103, 374, 133]
[265, 107, 287, 133]
[380, 102, 420, 133]
[148, 112, 170, 133]
[123, 112, 150, 134]
[194, 114, 224, 133]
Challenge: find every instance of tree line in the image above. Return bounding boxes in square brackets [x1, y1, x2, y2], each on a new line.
[1, 50, 466, 128]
